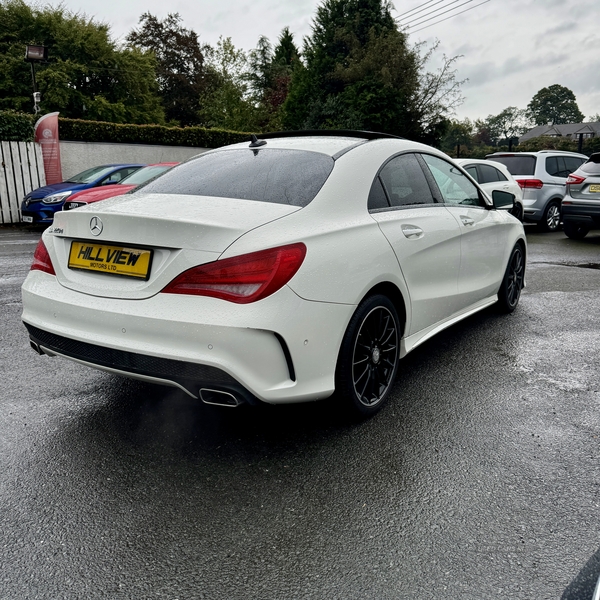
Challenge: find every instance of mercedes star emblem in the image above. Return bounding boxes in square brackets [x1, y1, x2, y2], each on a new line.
[89, 216, 103, 236]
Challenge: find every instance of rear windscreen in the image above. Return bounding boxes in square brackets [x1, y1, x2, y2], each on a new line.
[486, 155, 536, 176]
[138, 148, 335, 207]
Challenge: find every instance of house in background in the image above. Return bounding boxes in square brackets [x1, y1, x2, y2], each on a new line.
[520, 122, 600, 143]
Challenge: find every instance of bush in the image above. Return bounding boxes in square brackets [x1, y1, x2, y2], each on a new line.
[0, 110, 252, 147]
[516, 135, 599, 156]
[57, 118, 251, 147]
[0, 110, 35, 141]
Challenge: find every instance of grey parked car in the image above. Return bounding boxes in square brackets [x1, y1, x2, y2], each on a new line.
[561, 152, 600, 239]
[486, 150, 587, 231]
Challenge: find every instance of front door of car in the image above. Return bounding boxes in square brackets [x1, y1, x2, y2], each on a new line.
[420, 154, 510, 306]
[368, 153, 463, 336]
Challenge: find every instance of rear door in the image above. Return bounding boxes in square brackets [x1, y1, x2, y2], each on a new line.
[368, 152, 463, 335]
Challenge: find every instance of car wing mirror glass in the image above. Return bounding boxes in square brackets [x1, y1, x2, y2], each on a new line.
[492, 189, 515, 210]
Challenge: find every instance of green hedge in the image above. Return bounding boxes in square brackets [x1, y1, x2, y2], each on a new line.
[58, 117, 251, 148]
[0, 110, 251, 147]
[0, 110, 35, 141]
[515, 135, 600, 156]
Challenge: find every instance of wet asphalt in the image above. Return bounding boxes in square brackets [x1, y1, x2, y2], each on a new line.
[1, 225, 600, 600]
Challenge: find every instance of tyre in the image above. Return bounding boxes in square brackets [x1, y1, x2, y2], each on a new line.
[563, 222, 589, 240]
[537, 200, 561, 232]
[335, 294, 401, 417]
[497, 244, 525, 313]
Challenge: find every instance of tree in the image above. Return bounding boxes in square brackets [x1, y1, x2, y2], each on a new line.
[127, 13, 214, 126]
[282, 0, 462, 143]
[283, 0, 418, 135]
[440, 118, 473, 156]
[485, 106, 530, 144]
[197, 37, 259, 131]
[0, 0, 164, 123]
[246, 28, 300, 130]
[526, 84, 585, 126]
[588, 113, 600, 123]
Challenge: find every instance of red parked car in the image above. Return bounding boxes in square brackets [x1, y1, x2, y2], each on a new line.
[63, 163, 178, 210]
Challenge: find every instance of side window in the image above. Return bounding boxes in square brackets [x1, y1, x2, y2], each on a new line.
[565, 157, 586, 174]
[480, 164, 507, 183]
[421, 154, 484, 207]
[368, 177, 390, 211]
[546, 157, 558, 176]
[546, 156, 570, 177]
[102, 167, 139, 185]
[465, 166, 479, 182]
[378, 153, 434, 207]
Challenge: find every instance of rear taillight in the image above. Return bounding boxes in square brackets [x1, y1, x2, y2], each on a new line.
[31, 239, 55, 275]
[162, 243, 307, 303]
[517, 179, 544, 189]
[566, 173, 586, 185]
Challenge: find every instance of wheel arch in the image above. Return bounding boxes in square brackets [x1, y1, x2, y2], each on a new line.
[359, 281, 407, 336]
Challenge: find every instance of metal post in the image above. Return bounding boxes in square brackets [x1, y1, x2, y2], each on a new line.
[578, 133, 583, 154]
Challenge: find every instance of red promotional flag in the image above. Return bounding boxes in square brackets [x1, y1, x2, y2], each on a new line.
[34, 112, 63, 185]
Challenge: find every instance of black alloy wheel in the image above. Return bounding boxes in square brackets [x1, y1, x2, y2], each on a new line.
[336, 295, 400, 417]
[497, 244, 525, 313]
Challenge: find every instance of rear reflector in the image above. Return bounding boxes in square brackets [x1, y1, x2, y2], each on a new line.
[517, 179, 544, 189]
[566, 173, 586, 185]
[162, 243, 307, 303]
[31, 239, 55, 275]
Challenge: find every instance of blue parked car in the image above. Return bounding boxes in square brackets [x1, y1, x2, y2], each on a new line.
[21, 163, 144, 225]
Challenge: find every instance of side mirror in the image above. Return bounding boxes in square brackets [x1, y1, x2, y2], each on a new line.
[492, 190, 515, 210]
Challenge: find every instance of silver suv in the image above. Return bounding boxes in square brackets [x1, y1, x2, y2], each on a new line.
[561, 152, 600, 239]
[486, 150, 588, 231]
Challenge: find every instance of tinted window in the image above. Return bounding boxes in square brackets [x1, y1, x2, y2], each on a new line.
[565, 157, 586, 174]
[465, 166, 479, 182]
[488, 155, 536, 176]
[546, 156, 564, 177]
[480, 164, 507, 183]
[422, 154, 483, 207]
[140, 149, 335, 207]
[368, 177, 389, 210]
[379, 153, 433, 207]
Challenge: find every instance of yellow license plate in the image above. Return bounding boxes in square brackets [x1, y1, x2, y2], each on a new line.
[589, 184, 600, 193]
[68, 241, 152, 279]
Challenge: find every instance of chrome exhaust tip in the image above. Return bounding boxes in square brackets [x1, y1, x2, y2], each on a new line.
[30, 340, 43, 355]
[199, 388, 244, 408]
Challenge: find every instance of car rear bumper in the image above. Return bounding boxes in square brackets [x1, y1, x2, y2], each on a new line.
[22, 272, 355, 404]
[562, 204, 600, 229]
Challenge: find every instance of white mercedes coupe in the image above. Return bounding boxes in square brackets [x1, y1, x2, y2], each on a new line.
[22, 132, 526, 416]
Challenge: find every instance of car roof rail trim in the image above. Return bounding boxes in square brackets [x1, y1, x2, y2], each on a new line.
[248, 129, 404, 141]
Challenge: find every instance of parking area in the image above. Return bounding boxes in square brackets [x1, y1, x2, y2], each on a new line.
[1, 226, 600, 599]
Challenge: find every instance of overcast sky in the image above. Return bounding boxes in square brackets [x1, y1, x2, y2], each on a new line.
[57, 0, 599, 122]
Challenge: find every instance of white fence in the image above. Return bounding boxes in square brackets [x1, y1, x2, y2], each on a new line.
[0, 142, 45, 225]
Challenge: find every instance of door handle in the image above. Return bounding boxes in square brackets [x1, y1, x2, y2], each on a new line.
[460, 216, 475, 226]
[401, 224, 424, 239]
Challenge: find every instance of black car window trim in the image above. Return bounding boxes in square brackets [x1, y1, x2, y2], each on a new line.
[418, 152, 489, 210]
[368, 151, 440, 213]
